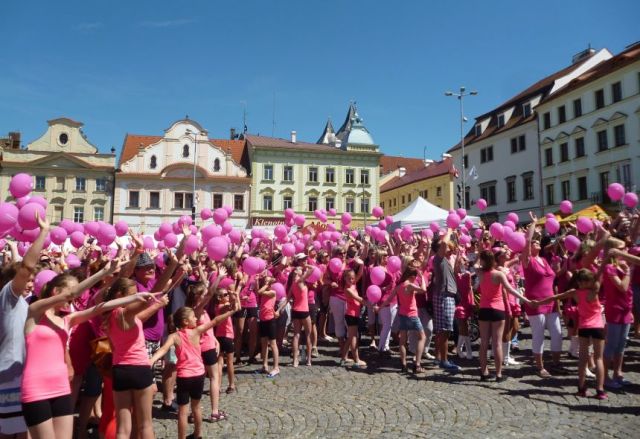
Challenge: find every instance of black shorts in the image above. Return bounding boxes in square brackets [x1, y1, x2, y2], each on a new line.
[244, 307, 259, 319]
[112, 365, 154, 392]
[345, 315, 360, 327]
[202, 348, 219, 366]
[82, 362, 103, 398]
[22, 394, 73, 427]
[578, 328, 605, 340]
[217, 336, 234, 355]
[176, 375, 205, 405]
[233, 308, 246, 319]
[291, 310, 310, 320]
[309, 303, 318, 323]
[478, 308, 506, 322]
[259, 319, 277, 340]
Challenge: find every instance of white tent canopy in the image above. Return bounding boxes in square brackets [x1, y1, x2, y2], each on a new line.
[387, 197, 480, 232]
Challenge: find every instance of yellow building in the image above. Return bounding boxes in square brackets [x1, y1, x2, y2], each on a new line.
[379, 158, 456, 215]
[0, 118, 116, 223]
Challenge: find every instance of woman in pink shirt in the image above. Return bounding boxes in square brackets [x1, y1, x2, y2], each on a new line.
[342, 270, 366, 368]
[256, 274, 280, 377]
[534, 269, 607, 399]
[284, 264, 315, 367]
[496, 249, 522, 366]
[213, 287, 238, 394]
[21, 261, 144, 439]
[477, 250, 530, 382]
[602, 238, 633, 390]
[151, 302, 238, 439]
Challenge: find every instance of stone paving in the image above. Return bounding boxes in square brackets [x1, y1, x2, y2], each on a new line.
[152, 327, 640, 438]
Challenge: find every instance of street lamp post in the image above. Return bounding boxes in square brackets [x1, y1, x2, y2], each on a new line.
[445, 87, 477, 209]
[185, 128, 208, 222]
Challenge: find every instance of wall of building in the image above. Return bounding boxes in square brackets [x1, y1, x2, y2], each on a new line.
[380, 173, 454, 215]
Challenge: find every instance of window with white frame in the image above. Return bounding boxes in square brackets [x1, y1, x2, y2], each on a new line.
[283, 166, 293, 181]
[360, 169, 369, 185]
[561, 180, 571, 201]
[234, 194, 244, 211]
[360, 197, 369, 213]
[94, 207, 104, 222]
[523, 173, 534, 200]
[345, 169, 355, 184]
[263, 165, 273, 180]
[263, 195, 273, 211]
[546, 184, 555, 205]
[213, 194, 223, 209]
[308, 167, 318, 183]
[174, 192, 193, 209]
[73, 207, 84, 223]
[283, 196, 292, 210]
[325, 197, 334, 210]
[149, 191, 160, 209]
[95, 178, 107, 192]
[308, 197, 317, 212]
[35, 176, 46, 190]
[129, 190, 140, 208]
[325, 168, 335, 183]
[75, 177, 86, 191]
[480, 183, 497, 206]
[345, 198, 355, 213]
[614, 124, 626, 146]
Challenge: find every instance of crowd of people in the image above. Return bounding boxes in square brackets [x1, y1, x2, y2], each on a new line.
[0, 179, 638, 439]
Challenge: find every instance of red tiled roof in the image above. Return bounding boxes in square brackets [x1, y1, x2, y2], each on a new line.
[380, 158, 455, 193]
[245, 134, 380, 155]
[541, 44, 640, 103]
[379, 155, 425, 176]
[118, 135, 247, 170]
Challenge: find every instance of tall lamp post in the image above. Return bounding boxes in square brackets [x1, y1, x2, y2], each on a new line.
[185, 128, 208, 222]
[445, 87, 477, 209]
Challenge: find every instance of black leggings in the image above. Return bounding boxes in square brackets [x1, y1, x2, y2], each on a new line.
[22, 394, 73, 427]
[176, 375, 205, 405]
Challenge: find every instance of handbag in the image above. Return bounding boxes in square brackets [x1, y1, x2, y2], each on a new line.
[90, 336, 113, 377]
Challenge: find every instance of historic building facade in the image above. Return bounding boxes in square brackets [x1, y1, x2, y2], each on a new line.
[246, 105, 381, 228]
[537, 43, 640, 213]
[114, 119, 250, 233]
[447, 48, 612, 223]
[379, 158, 456, 215]
[0, 118, 116, 223]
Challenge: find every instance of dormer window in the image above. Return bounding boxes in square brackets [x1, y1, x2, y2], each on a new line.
[522, 103, 532, 118]
[182, 144, 189, 158]
[497, 114, 505, 128]
[150, 155, 157, 169]
[213, 158, 220, 172]
[475, 124, 482, 136]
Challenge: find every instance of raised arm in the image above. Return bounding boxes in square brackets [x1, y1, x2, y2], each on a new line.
[13, 212, 50, 296]
[69, 291, 156, 327]
[496, 271, 530, 303]
[520, 212, 537, 268]
[195, 301, 239, 336]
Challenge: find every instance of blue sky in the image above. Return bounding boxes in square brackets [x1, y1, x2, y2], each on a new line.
[1, 0, 638, 161]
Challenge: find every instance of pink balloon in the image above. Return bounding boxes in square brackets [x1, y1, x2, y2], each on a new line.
[328, 208, 337, 216]
[607, 183, 625, 201]
[114, 220, 128, 237]
[9, 173, 33, 199]
[66, 254, 81, 269]
[243, 256, 263, 275]
[155, 254, 166, 269]
[385, 216, 394, 225]
[213, 208, 228, 225]
[459, 234, 471, 246]
[223, 205, 233, 216]
[50, 226, 68, 245]
[142, 236, 155, 250]
[200, 208, 213, 220]
[422, 229, 434, 239]
[294, 241, 305, 253]
[503, 220, 516, 232]
[506, 212, 519, 224]
[33, 270, 57, 296]
[274, 225, 288, 239]
[178, 215, 192, 227]
[341, 213, 352, 225]
[28, 196, 48, 209]
[378, 220, 387, 230]
[446, 213, 461, 229]
[221, 221, 233, 235]
[312, 240, 321, 250]
[456, 208, 467, 220]
[559, 200, 573, 215]
[284, 208, 295, 219]
[84, 221, 100, 237]
[372, 206, 384, 218]
[0, 203, 19, 231]
[158, 222, 172, 237]
[207, 237, 229, 261]
[474, 228, 483, 239]
[164, 232, 178, 248]
[564, 235, 581, 253]
[329, 257, 343, 274]
[366, 285, 382, 303]
[476, 198, 487, 212]
[400, 225, 413, 241]
[18, 203, 45, 230]
[282, 243, 295, 257]
[23, 228, 40, 243]
[307, 267, 322, 283]
[545, 218, 560, 235]
[623, 192, 638, 208]
[464, 219, 474, 230]
[201, 224, 221, 242]
[69, 231, 85, 248]
[185, 235, 200, 254]
[272, 282, 286, 301]
[507, 232, 526, 252]
[58, 219, 74, 233]
[228, 229, 242, 244]
[97, 224, 116, 246]
[387, 256, 402, 274]
[370, 266, 386, 286]
[294, 215, 306, 227]
[15, 196, 31, 209]
[489, 223, 504, 240]
[430, 222, 440, 233]
[576, 217, 594, 234]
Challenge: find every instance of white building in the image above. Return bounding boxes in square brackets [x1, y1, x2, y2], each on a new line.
[114, 119, 251, 233]
[537, 43, 640, 213]
[447, 48, 612, 223]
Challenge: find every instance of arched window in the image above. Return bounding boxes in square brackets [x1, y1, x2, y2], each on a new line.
[213, 158, 220, 172]
[182, 144, 189, 158]
[150, 155, 157, 169]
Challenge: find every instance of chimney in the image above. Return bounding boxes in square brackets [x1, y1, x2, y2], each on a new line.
[335, 139, 342, 149]
[230, 128, 236, 140]
[9, 132, 20, 149]
[399, 166, 407, 177]
[290, 131, 297, 143]
[424, 159, 434, 166]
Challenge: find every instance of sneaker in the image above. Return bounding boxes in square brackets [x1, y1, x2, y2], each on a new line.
[323, 335, 336, 343]
[503, 357, 521, 366]
[311, 347, 319, 358]
[439, 360, 461, 371]
[585, 368, 596, 378]
[615, 376, 631, 386]
[605, 378, 623, 390]
[595, 390, 608, 400]
[160, 401, 178, 413]
[424, 352, 435, 360]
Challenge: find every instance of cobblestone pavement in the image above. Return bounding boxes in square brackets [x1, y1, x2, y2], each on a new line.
[152, 327, 640, 438]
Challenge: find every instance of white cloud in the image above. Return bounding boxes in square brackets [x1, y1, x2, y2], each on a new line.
[140, 18, 195, 28]
[74, 22, 103, 31]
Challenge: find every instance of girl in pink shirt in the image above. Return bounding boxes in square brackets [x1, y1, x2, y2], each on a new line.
[213, 288, 238, 394]
[150, 302, 238, 439]
[534, 269, 606, 399]
[256, 275, 280, 377]
[22, 261, 145, 439]
[342, 270, 366, 368]
[284, 264, 315, 367]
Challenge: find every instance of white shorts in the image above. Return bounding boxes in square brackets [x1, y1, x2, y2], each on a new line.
[0, 374, 27, 435]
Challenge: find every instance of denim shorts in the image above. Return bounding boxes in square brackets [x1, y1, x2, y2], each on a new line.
[604, 323, 630, 358]
[398, 315, 423, 332]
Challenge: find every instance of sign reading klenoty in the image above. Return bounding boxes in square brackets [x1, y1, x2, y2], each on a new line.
[251, 217, 286, 227]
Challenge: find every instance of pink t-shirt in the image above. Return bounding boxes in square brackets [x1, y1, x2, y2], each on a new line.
[603, 264, 633, 324]
[240, 276, 258, 308]
[291, 282, 309, 312]
[344, 287, 361, 317]
[397, 283, 418, 317]
[198, 312, 218, 352]
[523, 257, 555, 316]
[214, 303, 234, 339]
[21, 316, 71, 403]
[109, 308, 150, 366]
[576, 289, 604, 329]
[259, 292, 276, 321]
[479, 271, 505, 311]
[327, 270, 345, 301]
[379, 270, 397, 306]
[175, 329, 205, 378]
